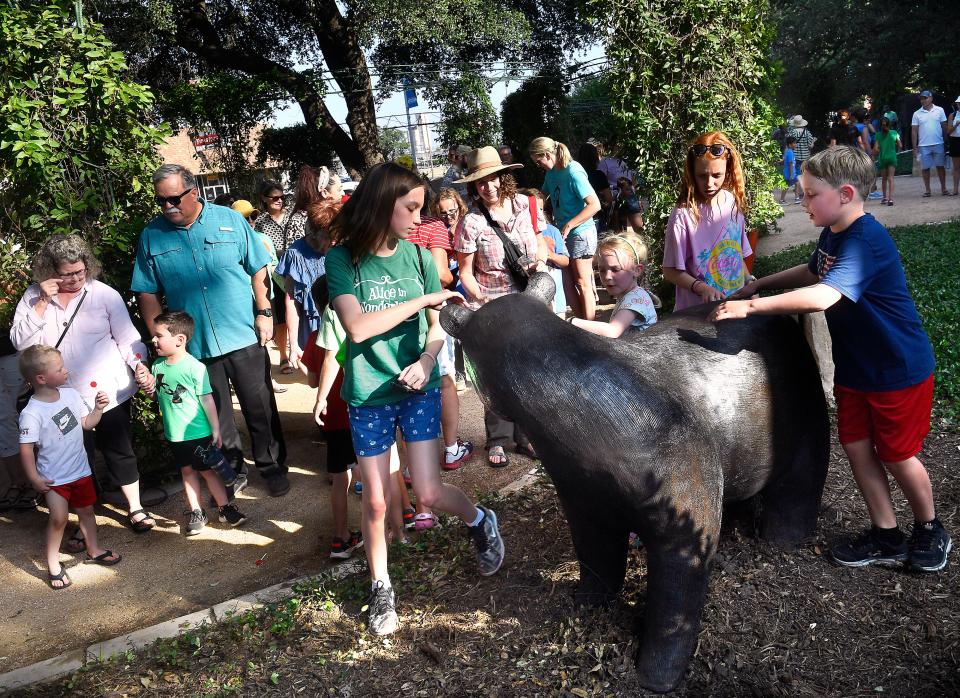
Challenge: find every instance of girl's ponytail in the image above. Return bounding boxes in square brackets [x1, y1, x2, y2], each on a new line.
[529, 137, 573, 169]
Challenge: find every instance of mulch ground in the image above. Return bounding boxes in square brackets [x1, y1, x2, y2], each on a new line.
[14, 429, 960, 697]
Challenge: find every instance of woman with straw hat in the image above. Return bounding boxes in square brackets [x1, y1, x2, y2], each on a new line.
[454, 146, 547, 467]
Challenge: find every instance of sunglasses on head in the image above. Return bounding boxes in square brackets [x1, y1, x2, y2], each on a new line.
[154, 188, 194, 207]
[690, 144, 729, 158]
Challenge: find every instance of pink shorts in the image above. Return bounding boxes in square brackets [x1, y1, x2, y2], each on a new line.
[834, 375, 934, 463]
[48, 475, 97, 509]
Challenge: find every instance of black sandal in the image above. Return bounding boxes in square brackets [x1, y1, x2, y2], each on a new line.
[48, 567, 72, 590]
[514, 443, 539, 460]
[127, 509, 156, 533]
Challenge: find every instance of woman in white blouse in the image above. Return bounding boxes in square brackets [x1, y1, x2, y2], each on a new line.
[12, 235, 154, 538]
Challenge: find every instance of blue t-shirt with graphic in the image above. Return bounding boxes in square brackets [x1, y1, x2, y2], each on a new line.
[782, 147, 797, 182]
[807, 214, 934, 391]
[540, 224, 568, 313]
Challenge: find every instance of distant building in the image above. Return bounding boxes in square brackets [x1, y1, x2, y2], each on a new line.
[156, 127, 281, 200]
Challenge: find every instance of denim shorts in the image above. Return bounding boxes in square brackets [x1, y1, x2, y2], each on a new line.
[566, 225, 598, 259]
[919, 144, 946, 169]
[348, 388, 441, 458]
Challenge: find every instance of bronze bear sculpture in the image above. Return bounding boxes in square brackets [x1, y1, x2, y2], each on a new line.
[441, 273, 829, 692]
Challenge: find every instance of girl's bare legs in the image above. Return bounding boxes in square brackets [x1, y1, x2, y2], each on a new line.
[561, 265, 580, 317]
[181, 466, 203, 511]
[275, 323, 289, 363]
[331, 471, 350, 540]
[390, 470, 408, 541]
[358, 449, 395, 582]
[572, 257, 596, 320]
[406, 439, 478, 522]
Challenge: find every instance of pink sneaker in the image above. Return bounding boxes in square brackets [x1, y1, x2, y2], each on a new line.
[414, 512, 436, 530]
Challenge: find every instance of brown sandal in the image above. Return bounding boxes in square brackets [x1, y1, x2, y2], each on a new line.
[127, 509, 156, 533]
[48, 567, 72, 590]
[63, 529, 86, 554]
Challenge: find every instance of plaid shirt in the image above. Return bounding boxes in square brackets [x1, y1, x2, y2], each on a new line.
[455, 195, 545, 303]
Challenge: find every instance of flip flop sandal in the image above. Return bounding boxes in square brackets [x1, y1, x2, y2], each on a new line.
[414, 512, 436, 530]
[922, 192, 932, 197]
[279, 359, 295, 374]
[48, 567, 72, 590]
[10, 486, 39, 510]
[488, 446, 510, 468]
[127, 509, 156, 533]
[85, 550, 122, 566]
[63, 529, 86, 554]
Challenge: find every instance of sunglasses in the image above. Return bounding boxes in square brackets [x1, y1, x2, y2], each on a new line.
[154, 188, 194, 207]
[690, 144, 729, 158]
[265, 194, 284, 202]
[439, 209, 459, 218]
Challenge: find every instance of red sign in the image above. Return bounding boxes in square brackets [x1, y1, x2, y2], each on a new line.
[192, 132, 219, 147]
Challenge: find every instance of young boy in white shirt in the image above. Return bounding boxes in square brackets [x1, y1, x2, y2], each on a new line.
[19, 345, 121, 589]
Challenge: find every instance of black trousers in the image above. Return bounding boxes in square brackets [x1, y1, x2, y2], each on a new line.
[203, 342, 287, 477]
[83, 398, 140, 488]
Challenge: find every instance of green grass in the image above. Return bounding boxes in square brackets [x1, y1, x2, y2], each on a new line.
[755, 220, 960, 430]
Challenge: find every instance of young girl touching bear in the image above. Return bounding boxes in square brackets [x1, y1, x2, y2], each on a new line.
[569, 231, 659, 337]
[662, 132, 754, 310]
[326, 163, 505, 637]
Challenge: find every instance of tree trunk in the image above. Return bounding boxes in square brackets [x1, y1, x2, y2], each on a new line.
[177, 1, 382, 179]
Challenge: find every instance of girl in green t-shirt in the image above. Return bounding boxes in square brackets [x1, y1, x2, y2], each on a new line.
[872, 117, 902, 206]
[326, 163, 506, 637]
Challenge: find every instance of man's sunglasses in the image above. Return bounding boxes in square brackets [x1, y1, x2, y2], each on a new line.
[154, 188, 194, 207]
[689, 144, 729, 158]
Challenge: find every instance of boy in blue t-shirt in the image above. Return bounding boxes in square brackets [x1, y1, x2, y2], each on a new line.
[709, 146, 949, 573]
[779, 136, 798, 204]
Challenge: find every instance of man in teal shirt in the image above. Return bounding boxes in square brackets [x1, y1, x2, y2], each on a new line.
[132, 165, 289, 496]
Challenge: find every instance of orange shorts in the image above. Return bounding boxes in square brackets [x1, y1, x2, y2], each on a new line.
[835, 374, 934, 463]
[48, 475, 97, 509]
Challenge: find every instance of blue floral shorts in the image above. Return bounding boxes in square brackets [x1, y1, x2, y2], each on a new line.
[348, 388, 441, 458]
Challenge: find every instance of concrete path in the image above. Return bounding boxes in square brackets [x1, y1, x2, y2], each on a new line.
[758, 173, 959, 257]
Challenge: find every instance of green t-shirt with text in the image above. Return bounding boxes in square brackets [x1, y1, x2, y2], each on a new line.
[326, 241, 441, 406]
[151, 353, 213, 441]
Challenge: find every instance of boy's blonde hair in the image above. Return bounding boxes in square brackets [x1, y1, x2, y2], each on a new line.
[19, 345, 61, 382]
[803, 146, 875, 201]
[528, 137, 572, 169]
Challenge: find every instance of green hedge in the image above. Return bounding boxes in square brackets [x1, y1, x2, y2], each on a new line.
[755, 221, 960, 430]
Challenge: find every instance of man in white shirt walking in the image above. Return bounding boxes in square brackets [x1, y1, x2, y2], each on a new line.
[911, 90, 951, 197]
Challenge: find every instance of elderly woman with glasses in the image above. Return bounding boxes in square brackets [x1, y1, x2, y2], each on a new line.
[11, 234, 154, 538]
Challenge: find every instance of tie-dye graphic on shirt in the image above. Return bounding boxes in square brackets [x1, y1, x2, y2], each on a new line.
[697, 218, 747, 295]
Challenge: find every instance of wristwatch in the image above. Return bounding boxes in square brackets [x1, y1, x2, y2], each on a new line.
[255, 308, 273, 318]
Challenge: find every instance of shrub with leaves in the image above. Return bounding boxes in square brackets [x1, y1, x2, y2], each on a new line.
[0, 0, 167, 288]
[603, 0, 783, 268]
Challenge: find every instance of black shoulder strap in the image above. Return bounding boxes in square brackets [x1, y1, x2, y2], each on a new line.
[55, 289, 87, 349]
[414, 243, 425, 283]
[477, 201, 523, 256]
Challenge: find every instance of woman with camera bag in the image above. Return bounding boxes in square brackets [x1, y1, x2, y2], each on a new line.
[454, 146, 547, 467]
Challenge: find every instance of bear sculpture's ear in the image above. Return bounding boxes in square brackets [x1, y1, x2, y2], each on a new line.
[440, 303, 474, 338]
[524, 271, 556, 306]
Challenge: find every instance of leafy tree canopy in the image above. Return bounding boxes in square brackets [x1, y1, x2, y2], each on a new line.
[256, 124, 336, 187]
[0, 0, 165, 313]
[94, 0, 599, 177]
[772, 0, 960, 129]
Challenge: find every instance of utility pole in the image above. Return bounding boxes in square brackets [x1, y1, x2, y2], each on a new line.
[403, 80, 419, 170]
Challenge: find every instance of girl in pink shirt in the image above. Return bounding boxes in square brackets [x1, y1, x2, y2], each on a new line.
[662, 132, 753, 311]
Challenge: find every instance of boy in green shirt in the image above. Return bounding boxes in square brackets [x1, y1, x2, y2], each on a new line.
[141, 311, 248, 535]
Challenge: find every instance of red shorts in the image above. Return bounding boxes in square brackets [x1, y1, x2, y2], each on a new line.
[834, 374, 934, 463]
[48, 475, 97, 508]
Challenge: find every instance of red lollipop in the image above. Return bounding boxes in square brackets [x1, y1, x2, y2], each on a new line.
[90, 381, 97, 388]
[135, 353, 142, 360]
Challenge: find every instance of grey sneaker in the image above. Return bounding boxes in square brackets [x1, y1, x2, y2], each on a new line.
[217, 504, 247, 527]
[469, 506, 505, 576]
[830, 527, 907, 567]
[366, 581, 398, 636]
[185, 509, 207, 537]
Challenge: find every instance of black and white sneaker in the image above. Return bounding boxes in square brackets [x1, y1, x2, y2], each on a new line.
[218, 504, 248, 527]
[185, 509, 207, 537]
[908, 520, 952, 573]
[829, 528, 907, 567]
[210, 473, 247, 506]
[469, 506, 505, 576]
[366, 581, 398, 636]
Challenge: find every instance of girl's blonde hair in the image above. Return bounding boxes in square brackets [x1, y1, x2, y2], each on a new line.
[528, 137, 572, 169]
[430, 188, 467, 220]
[596, 231, 662, 307]
[679, 131, 747, 225]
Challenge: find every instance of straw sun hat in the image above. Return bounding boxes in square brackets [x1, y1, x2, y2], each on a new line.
[453, 146, 524, 184]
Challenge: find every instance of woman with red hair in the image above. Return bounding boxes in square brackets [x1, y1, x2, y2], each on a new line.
[662, 131, 753, 311]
